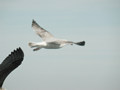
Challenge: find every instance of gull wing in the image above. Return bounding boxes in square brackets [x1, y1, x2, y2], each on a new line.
[32, 20, 55, 41]
[0, 48, 24, 88]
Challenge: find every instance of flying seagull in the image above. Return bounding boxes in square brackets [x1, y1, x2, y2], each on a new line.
[0, 48, 24, 90]
[29, 20, 85, 51]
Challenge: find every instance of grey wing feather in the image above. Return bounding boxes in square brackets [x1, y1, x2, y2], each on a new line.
[32, 20, 55, 41]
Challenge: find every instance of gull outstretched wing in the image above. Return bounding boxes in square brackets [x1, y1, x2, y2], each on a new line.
[0, 48, 24, 88]
[32, 20, 55, 41]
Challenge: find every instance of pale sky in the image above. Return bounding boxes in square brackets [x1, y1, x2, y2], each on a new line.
[0, 0, 120, 90]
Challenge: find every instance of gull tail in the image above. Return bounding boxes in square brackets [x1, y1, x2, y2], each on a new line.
[74, 41, 85, 46]
[28, 42, 36, 48]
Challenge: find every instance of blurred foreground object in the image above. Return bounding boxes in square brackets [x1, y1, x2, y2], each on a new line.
[0, 48, 24, 89]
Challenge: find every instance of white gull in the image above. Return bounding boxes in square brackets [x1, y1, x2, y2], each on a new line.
[28, 20, 85, 51]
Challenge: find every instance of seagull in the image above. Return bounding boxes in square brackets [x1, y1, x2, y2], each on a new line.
[29, 20, 85, 51]
[0, 48, 24, 90]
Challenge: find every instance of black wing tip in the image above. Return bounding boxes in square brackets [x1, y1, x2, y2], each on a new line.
[32, 19, 37, 27]
[11, 47, 24, 57]
[17, 47, 24, 57]
[80, 41, 85, 46]
[4, 47, 24, 64]
[32, 19, 35, 23]
[32, 19, 43, 29]
[75, 41, 85, 46]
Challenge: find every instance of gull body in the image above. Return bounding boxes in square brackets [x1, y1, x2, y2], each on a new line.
[29, 20, 85, 51]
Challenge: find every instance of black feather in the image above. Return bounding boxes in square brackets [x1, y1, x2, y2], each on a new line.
[75, 41, 85, 46]
[0, 47, 24, 88]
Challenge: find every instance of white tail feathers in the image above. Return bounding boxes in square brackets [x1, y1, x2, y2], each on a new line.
[28, 42, 42, 51]
[28, 42, 36, 48]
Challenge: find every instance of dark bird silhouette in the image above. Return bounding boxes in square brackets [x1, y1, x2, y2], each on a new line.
[0, 48, 24, 90]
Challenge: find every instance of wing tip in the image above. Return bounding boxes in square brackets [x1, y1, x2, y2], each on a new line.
[32, 19, 36, 27]
[75, 41, 85, 46]
[6, 47, 24, 61]
[31, 19, 45, 30]
[32, 19, 35, 23]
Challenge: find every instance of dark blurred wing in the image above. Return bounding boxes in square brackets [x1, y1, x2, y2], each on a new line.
[0, 47, 24, 88]
[32, 20, 55, 41]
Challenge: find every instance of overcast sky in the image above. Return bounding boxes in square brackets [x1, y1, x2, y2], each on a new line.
[0, 0, 120, 90]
